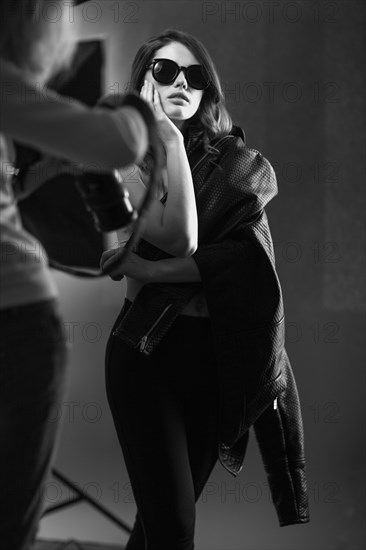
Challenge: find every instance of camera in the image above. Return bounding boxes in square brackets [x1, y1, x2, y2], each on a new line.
[75, 92, 163, 233]
[75, 168, 136, 232]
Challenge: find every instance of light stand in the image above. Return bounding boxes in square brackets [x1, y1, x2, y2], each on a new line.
[43, 468, 132, 534]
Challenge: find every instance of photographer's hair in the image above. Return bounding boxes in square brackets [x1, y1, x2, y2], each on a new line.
[0, 0, 77, 84]
[129, 28, 232, 150]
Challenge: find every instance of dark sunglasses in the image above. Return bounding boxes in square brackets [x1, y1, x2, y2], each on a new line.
[146, 58, 210, 90]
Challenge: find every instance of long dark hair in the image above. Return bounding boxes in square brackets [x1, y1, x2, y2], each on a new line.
[129, 28, 232, 150]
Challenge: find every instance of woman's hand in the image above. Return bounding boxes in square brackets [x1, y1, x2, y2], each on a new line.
[100, 246, 154, 283]
[140, 80, 183, 148]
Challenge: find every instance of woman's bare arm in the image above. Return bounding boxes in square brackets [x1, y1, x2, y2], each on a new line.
[101, 248, 201, 283]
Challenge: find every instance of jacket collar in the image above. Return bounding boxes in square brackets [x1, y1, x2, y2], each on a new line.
[183, 123, 246, 152]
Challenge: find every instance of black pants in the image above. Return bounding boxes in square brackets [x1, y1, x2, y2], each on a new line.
[105, 304, 220, 550]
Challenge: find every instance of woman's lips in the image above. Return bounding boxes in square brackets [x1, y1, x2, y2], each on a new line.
[167, 94, 189, 103]
[168, 97, 188, 105]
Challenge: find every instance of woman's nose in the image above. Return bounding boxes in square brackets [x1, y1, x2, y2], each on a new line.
[174, 69, 188, 88]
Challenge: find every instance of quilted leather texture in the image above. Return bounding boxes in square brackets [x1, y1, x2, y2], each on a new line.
[116, 125, 309, 525]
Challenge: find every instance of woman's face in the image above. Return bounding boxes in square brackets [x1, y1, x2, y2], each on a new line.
[144, 41, 204, 128]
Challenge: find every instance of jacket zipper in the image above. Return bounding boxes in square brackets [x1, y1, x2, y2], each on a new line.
[138, 304, 173, 352]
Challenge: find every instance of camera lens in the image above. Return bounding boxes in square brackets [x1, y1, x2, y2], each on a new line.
[75, 170, 136, 232]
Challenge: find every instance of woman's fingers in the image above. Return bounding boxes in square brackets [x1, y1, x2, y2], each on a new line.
[153, 89, 165, 119]
[100, 247, 121, 271]
[100, 247, 116, 263]
[140, 81, 150, 104]
[102, 255, 122, 273]
[140, 80, 154, 106]
[147, 81, 154, 104]
[106, 265, 125, 281]
[141, 82, 168, 123]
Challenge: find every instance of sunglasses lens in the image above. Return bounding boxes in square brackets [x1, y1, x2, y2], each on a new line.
[153, 60, 178, 83]
[187, 66, 209, 90]
[151, 59, 210, 90]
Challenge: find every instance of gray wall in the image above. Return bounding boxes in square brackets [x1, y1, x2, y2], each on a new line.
[38, 1, 365, 548]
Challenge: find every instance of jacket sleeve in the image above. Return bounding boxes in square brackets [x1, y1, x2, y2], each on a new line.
[192, 142, 310, 525]
[253, 353, 310, 526]
[193, 225, 283, 332]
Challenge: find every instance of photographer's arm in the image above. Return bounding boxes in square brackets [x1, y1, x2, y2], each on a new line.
[0, 60, 148, 169]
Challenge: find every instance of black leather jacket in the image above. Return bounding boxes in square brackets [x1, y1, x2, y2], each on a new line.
[114, 125, 310, 527]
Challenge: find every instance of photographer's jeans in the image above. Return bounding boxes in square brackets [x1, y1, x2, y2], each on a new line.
[0, 299, 68, 550]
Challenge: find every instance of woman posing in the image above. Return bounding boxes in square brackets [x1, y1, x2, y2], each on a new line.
[102, 28, 309, 550]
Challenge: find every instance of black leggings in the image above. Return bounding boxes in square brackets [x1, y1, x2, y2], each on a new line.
[105, 303, 220, 550]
